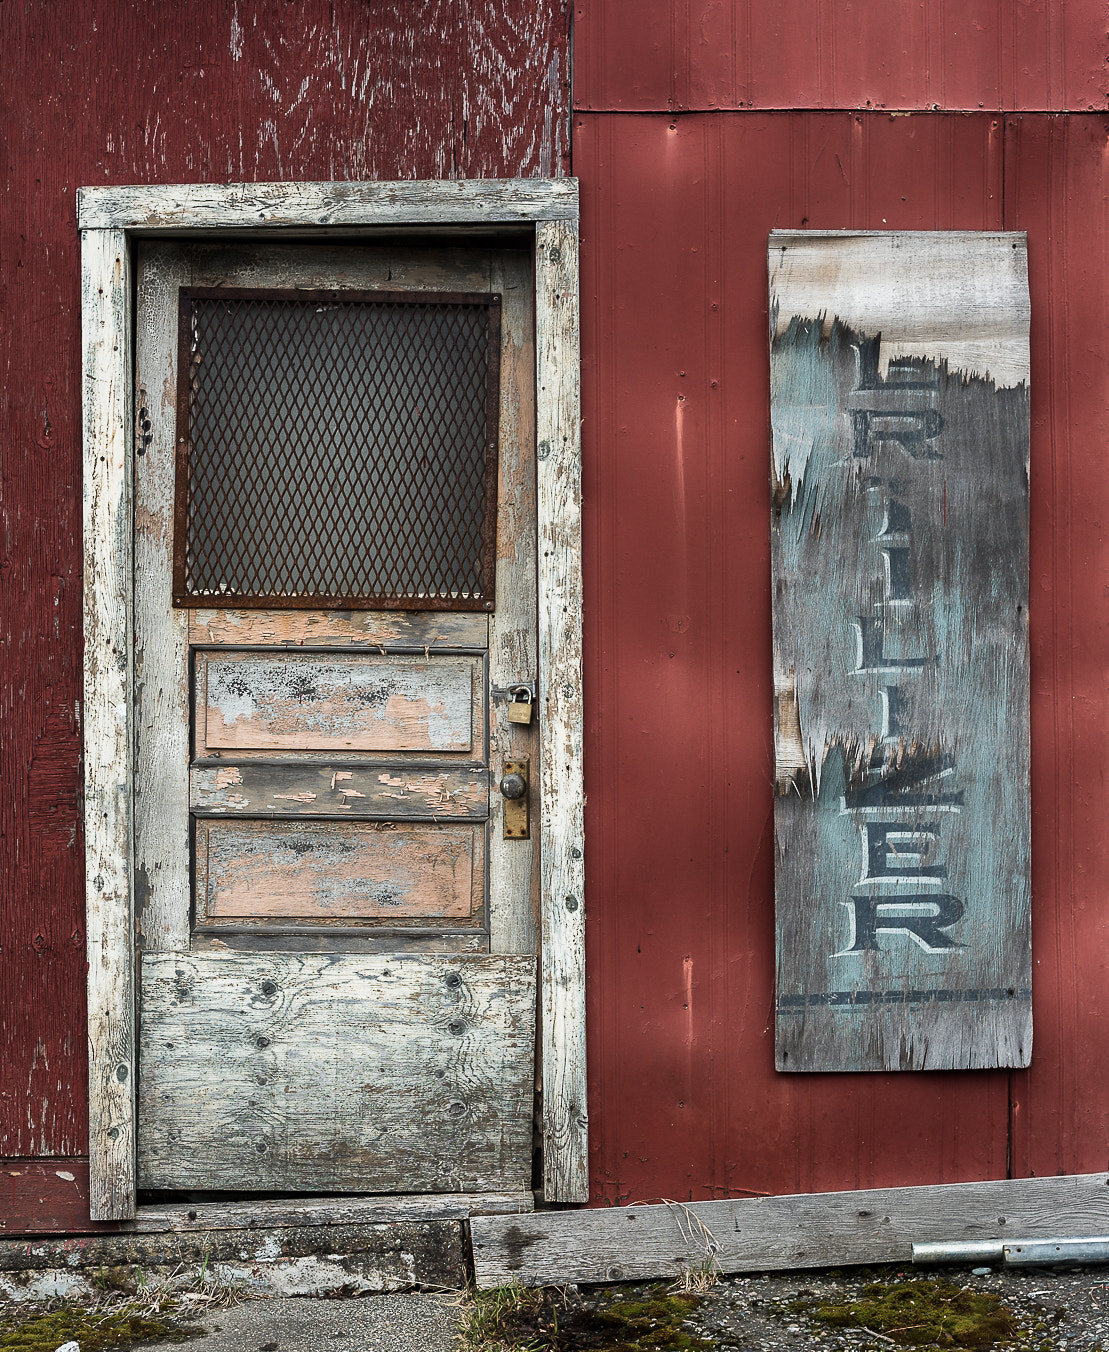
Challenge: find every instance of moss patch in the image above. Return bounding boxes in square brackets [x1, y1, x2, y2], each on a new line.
[806, 1279, 1016, 1347]
[0, 1300, 201, 1352]
[462, 1284, 712, 1352]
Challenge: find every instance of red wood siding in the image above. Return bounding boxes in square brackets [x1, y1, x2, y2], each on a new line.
[0, 1160, 118, 1236]
[578, 109, 1109, 1201]
[575, 0, 1109, 113]
[0, 0, 569, 1165]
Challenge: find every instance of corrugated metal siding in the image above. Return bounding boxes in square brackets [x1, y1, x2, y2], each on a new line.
[1007, 112, 1109, 1180]
[0, 0, 570, 1160]
[579, 108, 1109, 1200]
[575, 0, 1109, 113]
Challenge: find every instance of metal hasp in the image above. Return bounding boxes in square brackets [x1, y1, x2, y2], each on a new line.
[501, 758, 529, 839]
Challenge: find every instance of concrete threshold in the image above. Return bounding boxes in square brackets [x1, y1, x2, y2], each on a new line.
[0, 1192, 533, 1301]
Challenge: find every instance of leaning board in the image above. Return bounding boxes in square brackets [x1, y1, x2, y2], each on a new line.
[769, 231, 1031, 1072]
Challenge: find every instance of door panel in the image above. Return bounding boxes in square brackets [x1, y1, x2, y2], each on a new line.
[195, 819, 485, 927]
[138, 952, 536, 1192]
[134, 241, 538, 1193]
[190, 763, 487, 819]
[195, 652, 480, 755]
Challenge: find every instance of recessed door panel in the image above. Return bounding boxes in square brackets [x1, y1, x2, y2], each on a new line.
[196, 652, 479, 755]
[195, 819, 484, 927]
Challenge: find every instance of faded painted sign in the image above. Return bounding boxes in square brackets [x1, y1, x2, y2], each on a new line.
[769, 231, 1031, 1072]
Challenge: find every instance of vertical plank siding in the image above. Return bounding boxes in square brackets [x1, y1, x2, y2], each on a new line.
[1, 1, 569, 1171]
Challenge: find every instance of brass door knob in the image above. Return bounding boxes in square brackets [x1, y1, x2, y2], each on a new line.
[500, 773, 527, 800]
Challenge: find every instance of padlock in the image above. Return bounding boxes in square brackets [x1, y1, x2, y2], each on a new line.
[507, 685, 534, 725]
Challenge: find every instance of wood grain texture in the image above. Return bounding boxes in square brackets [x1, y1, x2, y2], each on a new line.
[134, 244, 193, 957]
[190, 930, 489, 955]
[82, 227, 136, 1220]
[195, 653, 478, 755]
[195, 819, 484, 926]
[137, 952, 535, 1193]
[190, 609, 487, 650]
[7, 0, 568, 1190]
[769, 231, 1031, 1072]
[535, 220, 587, 1201]
[471, 1174, 1109, 1286]
[487, 250, 540, 957]
[0, 1220, 468, 1294]
[0, 1160, 120, 1236]
[79, 180, 578, 231]
[192, 763, 487, 819]
[127, 1189, 533, 1233]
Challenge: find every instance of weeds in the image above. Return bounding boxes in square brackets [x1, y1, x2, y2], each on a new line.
[460, 1283, 711, 1352]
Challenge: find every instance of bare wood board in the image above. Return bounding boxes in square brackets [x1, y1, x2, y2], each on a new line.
[127, 1189, 534, 1234]
[471, 1174, 1109, 1287]
[768, 231, 1031, 1072]
[138, 952, 535, 1193]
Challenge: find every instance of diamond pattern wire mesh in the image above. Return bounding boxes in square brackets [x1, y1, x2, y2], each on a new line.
[173, 289, 501, 609]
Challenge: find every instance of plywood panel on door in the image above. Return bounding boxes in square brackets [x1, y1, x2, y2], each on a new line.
[138, 952, 536, 1192]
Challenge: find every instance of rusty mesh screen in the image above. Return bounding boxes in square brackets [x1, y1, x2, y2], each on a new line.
[173, 288, 501, 609]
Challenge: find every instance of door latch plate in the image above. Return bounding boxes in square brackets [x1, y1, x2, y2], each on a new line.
[501, 757, 529, 839]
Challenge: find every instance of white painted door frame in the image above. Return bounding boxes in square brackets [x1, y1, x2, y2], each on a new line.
[79, 179, 586, 1220]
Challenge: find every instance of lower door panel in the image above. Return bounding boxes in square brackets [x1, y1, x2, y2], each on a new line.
[138, 951, 536, 1193]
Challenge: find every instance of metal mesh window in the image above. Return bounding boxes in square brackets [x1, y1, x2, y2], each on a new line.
[172, 288, 501, 610]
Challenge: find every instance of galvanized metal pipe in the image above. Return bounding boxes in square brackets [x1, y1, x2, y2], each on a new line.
[913, 1237, 1109, 1266]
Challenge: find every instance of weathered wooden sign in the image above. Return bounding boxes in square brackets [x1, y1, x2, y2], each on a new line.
[769, 231, 1031, 1072]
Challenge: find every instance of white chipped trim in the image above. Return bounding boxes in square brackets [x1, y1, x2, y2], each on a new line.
[82, 228, 136, 1219]
[80, 180, 585, 1217]
[78, 179, 579, 231]
[535, 221, 588, 1202]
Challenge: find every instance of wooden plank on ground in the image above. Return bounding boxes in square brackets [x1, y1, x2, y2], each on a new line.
[471, 1174, 1109, 1287]
[138, 952, 535, 1194]
[768, 231, 1031, 1072]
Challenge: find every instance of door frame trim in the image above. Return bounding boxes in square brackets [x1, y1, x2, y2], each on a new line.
[79, 179, 586, 1219]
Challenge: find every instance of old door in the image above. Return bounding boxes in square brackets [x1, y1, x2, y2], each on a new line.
[133, 239, 539, 1194]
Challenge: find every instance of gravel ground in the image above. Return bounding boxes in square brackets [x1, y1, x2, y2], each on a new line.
[649, 1264, 1109, 1351]
[120, 1264, 1109, 1352]
[141, 1292, 461, 1352]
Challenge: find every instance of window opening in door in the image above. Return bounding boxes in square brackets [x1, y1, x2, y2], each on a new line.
[173, 287, 502, 610]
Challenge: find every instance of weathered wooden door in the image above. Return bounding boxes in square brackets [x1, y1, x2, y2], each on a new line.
[133, 240, 539, 1194]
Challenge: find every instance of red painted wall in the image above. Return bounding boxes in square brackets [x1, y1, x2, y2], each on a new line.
[3, 0, 1109, 1226]
[578, 110, 1109, 1200]
[0, 0, 569, 1173]
[576, 0, 1109, 113]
